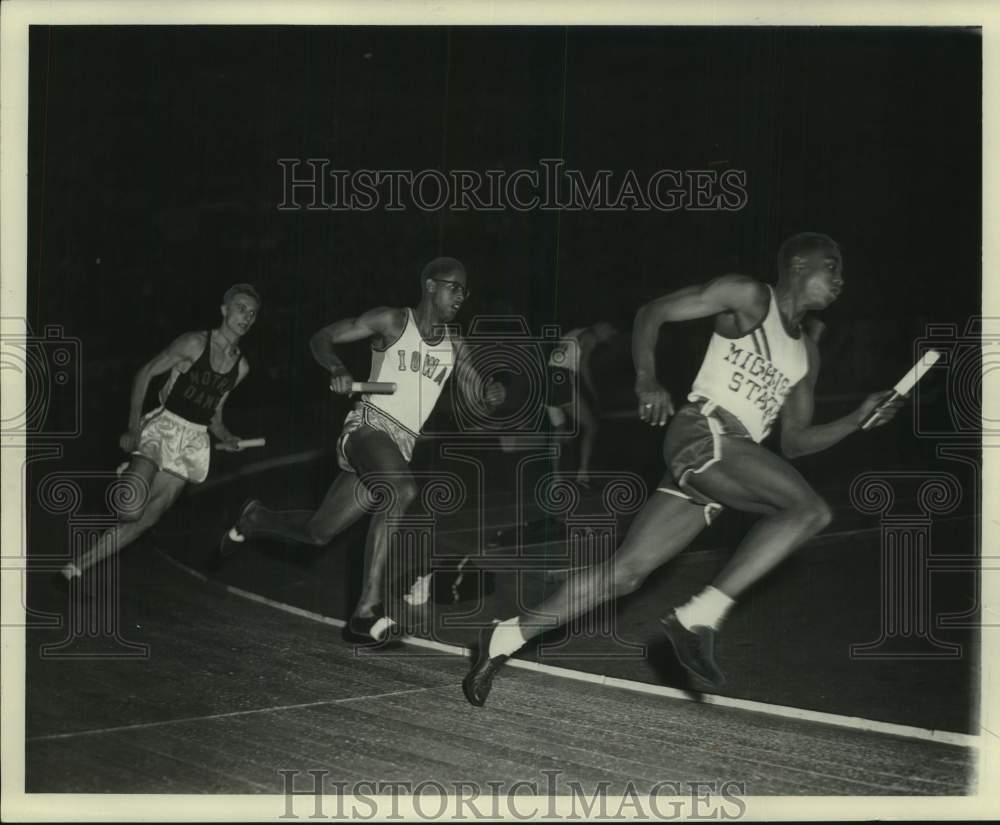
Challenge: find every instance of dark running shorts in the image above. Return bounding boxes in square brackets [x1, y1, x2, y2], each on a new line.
[657, 398, 755, 525]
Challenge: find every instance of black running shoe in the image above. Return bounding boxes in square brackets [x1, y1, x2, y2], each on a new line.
[659, 610, 726, 687]
[217, 499, 259, 560]
[462, 625, 509, 707]
[341, 607, 402, 646]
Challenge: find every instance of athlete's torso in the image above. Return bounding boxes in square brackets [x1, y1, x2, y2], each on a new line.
[364, 308, 455, 435]
[689, 286, 809, 441]
[162, 332, 241, 425]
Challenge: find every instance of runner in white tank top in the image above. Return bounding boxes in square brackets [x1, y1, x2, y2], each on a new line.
[464, 233, 906, 707]
[688, 286, 809, 442]
[362, 307, 455, 439]
[221, 257, 505, 644]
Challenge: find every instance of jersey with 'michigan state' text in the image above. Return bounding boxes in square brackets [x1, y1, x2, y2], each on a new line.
[688, 286, 808, 442]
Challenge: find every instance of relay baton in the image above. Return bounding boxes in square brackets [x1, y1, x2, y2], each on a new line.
[214, 437, 267, 450]
[351, 381, 397, 394]
[860, 349, 941, 430]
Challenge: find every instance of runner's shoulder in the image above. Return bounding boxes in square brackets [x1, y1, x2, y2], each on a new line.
[710, 274, 769, 312]
[169, 330, 208, 358]
[365, 305, 408, 334]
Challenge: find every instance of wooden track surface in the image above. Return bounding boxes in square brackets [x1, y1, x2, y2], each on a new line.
[26, 550, 974, 795]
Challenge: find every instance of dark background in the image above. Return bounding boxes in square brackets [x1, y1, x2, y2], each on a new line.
[22, 25, 983, 739]
[27, 25, 981, 443]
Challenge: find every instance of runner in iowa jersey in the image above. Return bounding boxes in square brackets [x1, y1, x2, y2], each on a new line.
[220, 257, 504, 643]
[464, 232, 905, 706]
[360, 304, 456, 442]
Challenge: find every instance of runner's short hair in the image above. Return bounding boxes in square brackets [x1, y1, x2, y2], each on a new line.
[777, 233, 841, 274]
[420, 257, 466, 285]
[223, 283, 262, 306]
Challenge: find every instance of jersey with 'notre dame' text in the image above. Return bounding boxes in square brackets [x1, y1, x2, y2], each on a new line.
[363, 308, 455, 436]
[688, 286, 809, 442]
[160, 332, 240, 425]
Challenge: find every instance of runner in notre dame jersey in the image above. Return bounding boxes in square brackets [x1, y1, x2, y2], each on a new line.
[463, 233, 905, 705]
[219, 257, 505, 643]
[54, 284, 260, 587]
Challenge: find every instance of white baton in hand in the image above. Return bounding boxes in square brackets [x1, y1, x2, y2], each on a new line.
[350, 381, 397, 394]
[214, 437, 267, 450]
[860, 349, 941, 430]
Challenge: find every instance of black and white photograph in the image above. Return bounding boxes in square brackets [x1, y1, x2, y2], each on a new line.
[1, 0, 997, 820]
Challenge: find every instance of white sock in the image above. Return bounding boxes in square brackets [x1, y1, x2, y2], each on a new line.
[488, 617, 526, 658]
[403, 573, 432, 606]
[675, 586, 735, 631]
[61, 563, 82, 580]
[370, 616, 397, 640]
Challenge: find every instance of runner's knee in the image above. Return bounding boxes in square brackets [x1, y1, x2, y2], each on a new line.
[305, 521, 336, 546]
[116, 505, 146, 523]
[121, 498, 169, 527]
[367, 476, 418, 512]
[790, 496, 832, 532]
[612, 564, 647, 597]
[813, 499, 833, 530]
[113, 475, 150, 522]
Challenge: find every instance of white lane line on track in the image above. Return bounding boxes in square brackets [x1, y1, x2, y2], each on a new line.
[156, 548, 981, 751]
[26, 685, 444, 743]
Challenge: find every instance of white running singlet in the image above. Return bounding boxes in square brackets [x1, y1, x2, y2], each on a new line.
[364, 308, 455, 436]
[688, 286, 809, 442]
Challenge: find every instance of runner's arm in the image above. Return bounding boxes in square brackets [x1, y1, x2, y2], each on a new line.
[310, 306, 404, 377]
[780, 337, 899, 457]
[209, 357, 250, 445]
[633, 275, 764, 425]
[126, 333, 202, 435]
